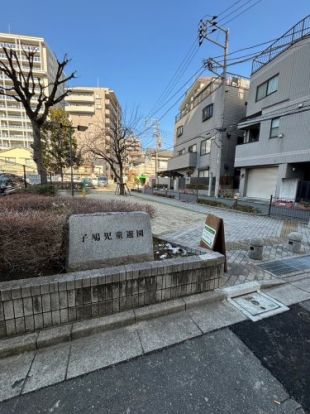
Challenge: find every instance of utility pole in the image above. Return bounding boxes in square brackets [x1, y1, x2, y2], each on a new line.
[153, 121, 162, 185]
[145, 118, 162, 185]
[199, 17, 229, 197]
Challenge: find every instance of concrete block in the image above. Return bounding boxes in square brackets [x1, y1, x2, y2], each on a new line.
[13, 299, 23, 318]
[3, 301, 14, 320]
[34, 314, 43, 330]
[5, 320, 16, 336]
[23, 297, 33, 316]
[15, 317, 25, 334]
[24, 315, 35, 332]
[32, 296, 42, 314]
[11, 288, 22, 300]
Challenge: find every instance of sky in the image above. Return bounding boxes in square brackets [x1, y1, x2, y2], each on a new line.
[1, 0, 309, 149]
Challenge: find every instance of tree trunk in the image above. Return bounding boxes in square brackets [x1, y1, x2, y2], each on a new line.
[60, 167, 64, 184]
[119, 163, 125, 195]
[31, 121, 47, 184]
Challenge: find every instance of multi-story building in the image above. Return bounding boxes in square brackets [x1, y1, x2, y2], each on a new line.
[235, 16, 310, 201]
[65, 87, 121, 177]
[126, 136, 143, 169]
[166, 75, 249, 195]
[0, 33, 65, 150]
[130, 149, 173, 186]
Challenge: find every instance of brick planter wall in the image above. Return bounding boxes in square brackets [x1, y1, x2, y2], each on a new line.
[0, 252, 224, 338]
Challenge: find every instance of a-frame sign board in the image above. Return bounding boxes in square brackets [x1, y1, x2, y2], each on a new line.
[200, 214, 227, 272]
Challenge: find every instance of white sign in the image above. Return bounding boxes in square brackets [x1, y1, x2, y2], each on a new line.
[201, 224, 216, 248]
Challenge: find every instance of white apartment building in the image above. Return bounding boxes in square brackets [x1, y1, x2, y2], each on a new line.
[0, 33, 65, 150]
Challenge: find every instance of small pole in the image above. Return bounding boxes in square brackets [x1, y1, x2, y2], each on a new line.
[268, 194, 273, 216]
[23, 165, 27, 188]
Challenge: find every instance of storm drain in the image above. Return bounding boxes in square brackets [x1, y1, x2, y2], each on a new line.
[228, 291, 289, 322]
[259, 255, 310, 276]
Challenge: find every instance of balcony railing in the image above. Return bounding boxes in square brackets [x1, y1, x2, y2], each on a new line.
[167, 152, 197, 171]
[175, 75, 249, 123]
[252, 15, 310, 74]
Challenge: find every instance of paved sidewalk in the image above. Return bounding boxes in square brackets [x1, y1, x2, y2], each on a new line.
[0, 275, 309, 405]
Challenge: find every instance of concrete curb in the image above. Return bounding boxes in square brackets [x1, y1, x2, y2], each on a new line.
[0, 290, 225, 359]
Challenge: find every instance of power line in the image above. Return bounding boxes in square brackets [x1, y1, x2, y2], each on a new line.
[213, 38, 307, 69]
[137, 67, 207, 138]
[217, 0, 256, 23]
[216, 0, 245, 19]
[212, 27, 310, 63]
[148, 37, 199, 116]
[220, 0, 264, 25]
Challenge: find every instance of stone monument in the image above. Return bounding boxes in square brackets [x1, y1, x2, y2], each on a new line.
[67, 211, 154, 271]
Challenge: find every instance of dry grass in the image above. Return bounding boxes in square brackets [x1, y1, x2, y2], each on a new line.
[0, 194, 155, 281]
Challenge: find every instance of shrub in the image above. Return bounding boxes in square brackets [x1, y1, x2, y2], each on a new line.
[0, 193, 155, 280]
[23, 184, 57, 196]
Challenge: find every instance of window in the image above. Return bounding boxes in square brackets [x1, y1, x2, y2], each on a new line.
[202, 104, 213, 122]
[200, 139, 211, 155]
[256, 75, 279, 101]
[188, 144, 197, 153]
[177, 125, 183, 137]
[178, 148, 185, 156]
[270, 118, 280, 138]
[198, 169, 209, 178]
[246, 124, 260, 143]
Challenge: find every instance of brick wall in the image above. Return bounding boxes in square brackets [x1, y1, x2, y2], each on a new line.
[0, 252, 224, 338]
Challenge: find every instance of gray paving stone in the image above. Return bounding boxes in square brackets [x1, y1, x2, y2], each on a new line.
[267, 284, 310, 306]
[67, 327, 142, 379]
[189, 301, 247, 333]
[23, 343, 70, 394]
[291, 277, 310, 293]
[137, 312, 201, 353]
[0, 352, 34, 402]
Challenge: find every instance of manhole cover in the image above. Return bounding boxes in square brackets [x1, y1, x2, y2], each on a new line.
[228, 291, 289, 321]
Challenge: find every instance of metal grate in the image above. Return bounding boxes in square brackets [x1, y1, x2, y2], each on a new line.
[259, 255, 310, 276]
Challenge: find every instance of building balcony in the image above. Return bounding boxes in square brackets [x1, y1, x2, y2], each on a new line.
[65, 105, 95, 114]
[66, 94, 94, 104]
[167, 152, 197, 171]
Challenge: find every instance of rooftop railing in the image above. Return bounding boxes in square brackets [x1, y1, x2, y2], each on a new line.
[252, 15, 310, 74]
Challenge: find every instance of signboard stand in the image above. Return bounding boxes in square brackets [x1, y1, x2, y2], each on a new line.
[200, 214, 227, 271]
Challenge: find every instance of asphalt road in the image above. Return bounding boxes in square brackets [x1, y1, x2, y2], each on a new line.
[0, 303, 309, 414]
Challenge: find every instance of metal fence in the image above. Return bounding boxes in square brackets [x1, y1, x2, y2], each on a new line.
[268, 195, 310, 222]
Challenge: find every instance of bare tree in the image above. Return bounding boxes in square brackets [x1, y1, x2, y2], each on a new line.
[0, 47, 75, 184]
[85, 110, 141, 195]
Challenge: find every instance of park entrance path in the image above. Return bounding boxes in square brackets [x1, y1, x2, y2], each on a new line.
[89, 192, 310, 287]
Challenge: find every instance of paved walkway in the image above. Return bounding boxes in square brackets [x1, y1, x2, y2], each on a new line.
[0, 275, 309, 413]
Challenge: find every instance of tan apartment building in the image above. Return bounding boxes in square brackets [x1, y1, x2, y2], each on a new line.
[0, 32, 65, 151]
[130, 149, 173, 186]
[65, 87, 121, 178]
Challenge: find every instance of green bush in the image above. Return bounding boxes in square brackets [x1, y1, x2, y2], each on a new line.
[24, 184, 57, 196]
